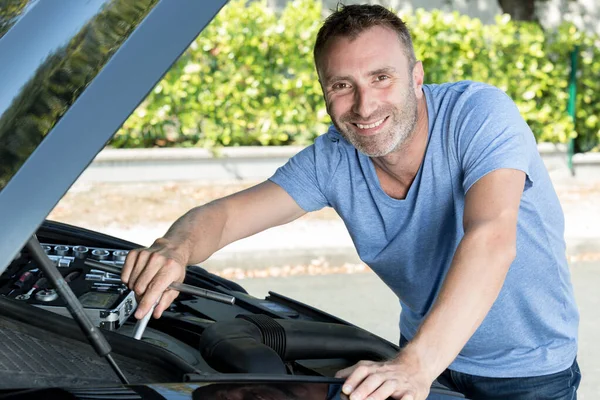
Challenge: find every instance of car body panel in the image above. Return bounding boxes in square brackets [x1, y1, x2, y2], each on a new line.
[0, 380, 465, 399]
[0, 0, 228, 273]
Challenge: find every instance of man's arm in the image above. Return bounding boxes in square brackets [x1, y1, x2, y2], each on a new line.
[337, 168, 525, 400]
[121, 180, 306, 319]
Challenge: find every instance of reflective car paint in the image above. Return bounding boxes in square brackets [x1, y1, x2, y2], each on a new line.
[0, 0, 228, 273]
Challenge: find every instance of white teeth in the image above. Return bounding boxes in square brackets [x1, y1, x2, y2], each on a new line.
[356, 118, 385, 129]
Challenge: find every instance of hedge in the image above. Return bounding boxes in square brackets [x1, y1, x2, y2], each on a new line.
[111, 0, 600, 152]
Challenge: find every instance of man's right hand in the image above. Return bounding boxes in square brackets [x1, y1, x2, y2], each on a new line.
[120, 180, 306, 320]
[121, 237, 189, 319]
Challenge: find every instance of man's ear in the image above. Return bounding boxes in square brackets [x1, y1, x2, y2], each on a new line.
[318, 77, 332, 116]
[412, 60, 424, 96]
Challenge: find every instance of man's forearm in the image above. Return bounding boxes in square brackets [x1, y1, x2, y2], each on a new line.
[402, 225, 516, 380]
[161, 200, 228, 266]
[158, 181, 306, 268]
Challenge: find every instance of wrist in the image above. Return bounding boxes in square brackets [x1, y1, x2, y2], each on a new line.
[396, 341, 441, 384]
[153, 237, 191, 265]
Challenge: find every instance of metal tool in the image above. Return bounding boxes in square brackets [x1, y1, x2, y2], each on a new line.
[91, 249, 110, 260]
[84, 259, 236, 341]
[84, 259, 236, 305]
[92, 281, 124, 287]
[15, 277, 47, 300]
[112, 250, 128, 262]
[133, 296, 161, 340]
[86, 273, 122, 283]
[9, 268, 39, 296]
[90, 269, 120, 277]
[54, 245, 69, 256]
[73, 246, 89, 259]
[58, 257, 72, 268]
[35, 289, 58, 302]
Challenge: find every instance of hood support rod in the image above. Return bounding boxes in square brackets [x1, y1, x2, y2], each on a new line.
[26, 235, 129, 385]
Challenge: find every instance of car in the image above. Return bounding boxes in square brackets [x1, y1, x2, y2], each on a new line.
[0, 1, 466, 398]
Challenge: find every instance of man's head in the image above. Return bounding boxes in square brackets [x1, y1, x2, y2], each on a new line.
[314, 4, 416, 72]
[314, 4, 424, 157]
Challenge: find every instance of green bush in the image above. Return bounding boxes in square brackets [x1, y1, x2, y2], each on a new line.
[111, 0, 600, 151]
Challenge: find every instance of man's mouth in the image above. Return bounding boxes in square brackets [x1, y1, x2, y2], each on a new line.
[352, 116, 388, 131]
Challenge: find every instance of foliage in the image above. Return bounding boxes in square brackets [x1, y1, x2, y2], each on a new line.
[114, 0, 326, 148]
[112, 0, 600, 150]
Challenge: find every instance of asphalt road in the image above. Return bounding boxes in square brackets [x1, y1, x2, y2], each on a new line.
[233, 260, 600, 399]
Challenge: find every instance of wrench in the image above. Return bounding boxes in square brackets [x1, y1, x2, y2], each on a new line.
[9, 269, 39, 296]
[15, 277, 47, 300]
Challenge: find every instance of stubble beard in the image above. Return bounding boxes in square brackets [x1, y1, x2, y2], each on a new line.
[332, 84, 419, 158]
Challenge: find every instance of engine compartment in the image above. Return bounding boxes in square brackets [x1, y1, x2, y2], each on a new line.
[0, 221, 400, 389]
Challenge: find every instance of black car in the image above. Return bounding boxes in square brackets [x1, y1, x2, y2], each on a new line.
[0, 1, 465, 398]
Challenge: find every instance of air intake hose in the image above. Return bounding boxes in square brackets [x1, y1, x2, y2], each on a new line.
[199, 314, 398, 374]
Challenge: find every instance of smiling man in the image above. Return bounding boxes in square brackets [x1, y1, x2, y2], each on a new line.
[122, 4, 580, 400]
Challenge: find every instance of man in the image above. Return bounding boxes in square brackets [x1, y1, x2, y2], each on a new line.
[122, 4, 580, 400]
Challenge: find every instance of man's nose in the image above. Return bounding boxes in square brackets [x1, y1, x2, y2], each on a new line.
[352, 86, 377, 118]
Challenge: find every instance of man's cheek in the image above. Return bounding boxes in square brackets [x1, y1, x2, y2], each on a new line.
[328, 102, 348, 122]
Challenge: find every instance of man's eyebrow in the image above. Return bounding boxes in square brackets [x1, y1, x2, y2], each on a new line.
[369, 67, 397, 76]
[324, 67, 398, 84]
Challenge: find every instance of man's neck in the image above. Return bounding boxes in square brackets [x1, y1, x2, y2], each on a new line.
[371, 93, 429, 189]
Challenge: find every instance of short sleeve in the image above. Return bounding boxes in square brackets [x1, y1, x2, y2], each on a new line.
[453, 86, 534, 193]
[269, 131, 341, 212]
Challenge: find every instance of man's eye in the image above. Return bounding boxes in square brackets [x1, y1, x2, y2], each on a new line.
[332, 82, 349, 90]
[376, 75, 389, 81]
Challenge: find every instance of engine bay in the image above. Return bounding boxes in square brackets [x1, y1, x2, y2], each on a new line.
[2, 243, 136, 330]
[0, 222, 400, 389]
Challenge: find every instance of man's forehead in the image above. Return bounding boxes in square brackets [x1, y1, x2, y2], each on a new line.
[317, 27, 408, 82]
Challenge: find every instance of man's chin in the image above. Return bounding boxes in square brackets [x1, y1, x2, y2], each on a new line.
[354, 143, 395, 158]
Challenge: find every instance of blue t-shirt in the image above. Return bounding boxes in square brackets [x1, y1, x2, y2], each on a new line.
[269, 81, 579, 378]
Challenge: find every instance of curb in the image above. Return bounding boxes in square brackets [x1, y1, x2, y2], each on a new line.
[80, 146, 302, 183]
[80, 145, 600, 184]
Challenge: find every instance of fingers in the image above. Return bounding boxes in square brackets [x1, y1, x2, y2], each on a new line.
[126, 249, 153, 290]
[134, 267, 178, 319]
[335, 364, 358, 379]
[371, 381, 401, 400]
[121, 248, 140, 284]
[349, 374, 385, 400]
[338, 362, 374, 396]
[336, 360, 428, 400]
[132, 253, 170, 295]
[122, 243, 186, 319]
[154, 289, 180, 318]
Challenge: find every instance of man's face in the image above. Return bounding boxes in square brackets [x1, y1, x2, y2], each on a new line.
[317, 26, 420, 157]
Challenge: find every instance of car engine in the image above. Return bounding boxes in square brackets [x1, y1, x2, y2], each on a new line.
[0, 221, 399, 388]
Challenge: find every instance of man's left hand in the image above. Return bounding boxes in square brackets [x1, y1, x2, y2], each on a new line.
[335, 354, 434, 400]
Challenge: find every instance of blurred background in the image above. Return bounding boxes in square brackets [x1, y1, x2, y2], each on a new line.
[46, 0, 600, 397]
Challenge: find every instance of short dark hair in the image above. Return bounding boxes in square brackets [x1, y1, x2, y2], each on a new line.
[314, 4, 416, 71]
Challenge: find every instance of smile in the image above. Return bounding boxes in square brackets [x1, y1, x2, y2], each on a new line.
[354, 117, 387, 130]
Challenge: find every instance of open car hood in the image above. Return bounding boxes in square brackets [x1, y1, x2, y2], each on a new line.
[0, 3, 469, 398]
[0, 0, 228, 274]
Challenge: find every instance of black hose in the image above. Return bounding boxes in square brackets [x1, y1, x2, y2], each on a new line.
[199, 314, 399, 374]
